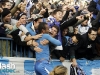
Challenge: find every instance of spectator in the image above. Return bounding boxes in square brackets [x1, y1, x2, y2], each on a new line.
[0, 8, 11, 56]
[0, 8, 12, 37]
[26, 14, 43, 36]
[1, 0, 15, 10]
[58, 34, 82, 62]
[12, 8, 20, 19]
[47, 9, 63, 43]
[76, 18, 92, 35]
[70, 27, 99, 66]
[9, 12, 42, 46]
[1, 0, 11, 9]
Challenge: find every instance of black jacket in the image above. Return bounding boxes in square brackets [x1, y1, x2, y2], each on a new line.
[10, 29, 27, 46]
[0, 22, 6, 37]
[60, 10, 82, 31]
[69, 33, 98, 59]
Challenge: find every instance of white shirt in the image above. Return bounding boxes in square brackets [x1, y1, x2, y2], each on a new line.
[77, 24, 91, 35]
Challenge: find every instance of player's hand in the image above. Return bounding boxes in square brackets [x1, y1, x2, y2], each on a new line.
[32, 34, 43, 40]
[40, 39, 49, 45]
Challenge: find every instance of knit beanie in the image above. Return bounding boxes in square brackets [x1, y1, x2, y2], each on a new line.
[1, 8, 11, 18]
[16, 12, 26, 20]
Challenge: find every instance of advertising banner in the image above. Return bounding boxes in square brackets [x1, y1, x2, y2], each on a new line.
[0, 57, 100, 75]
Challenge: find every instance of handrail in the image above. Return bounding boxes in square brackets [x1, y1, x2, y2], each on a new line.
[0, 37, 13, 40]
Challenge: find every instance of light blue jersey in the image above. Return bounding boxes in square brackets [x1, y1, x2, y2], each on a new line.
[36, 34, 61, 61]
[35, 34, 61, 75]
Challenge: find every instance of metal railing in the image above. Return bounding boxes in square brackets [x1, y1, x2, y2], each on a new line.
[0, 37, 34, 58]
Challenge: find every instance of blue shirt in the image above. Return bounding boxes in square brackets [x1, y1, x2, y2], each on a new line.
[35, 34, 61, 61]
[26, 22, 36, 36]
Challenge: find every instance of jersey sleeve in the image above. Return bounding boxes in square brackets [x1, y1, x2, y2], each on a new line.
[45, 34, 61, 46]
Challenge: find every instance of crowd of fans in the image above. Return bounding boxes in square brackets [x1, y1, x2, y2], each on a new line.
[0, 0, 100, 74]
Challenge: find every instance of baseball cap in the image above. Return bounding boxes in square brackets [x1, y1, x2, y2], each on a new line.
[32, 14, 43, 20]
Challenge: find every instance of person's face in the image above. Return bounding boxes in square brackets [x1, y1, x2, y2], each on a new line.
[4, 2, 11, 9]
[34, 18, 43, 29]
[3, 13, 11, 22]
[54, 11, 63, 21]
[19, 15, 27, 25]
[81, 20, 88, 26]
[72, 36, 78, 44]
[62, 28, 68, 36]
[88, 30, 97, 41]
[51, 27, 58, 37]
[14, 10, 20, 17]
